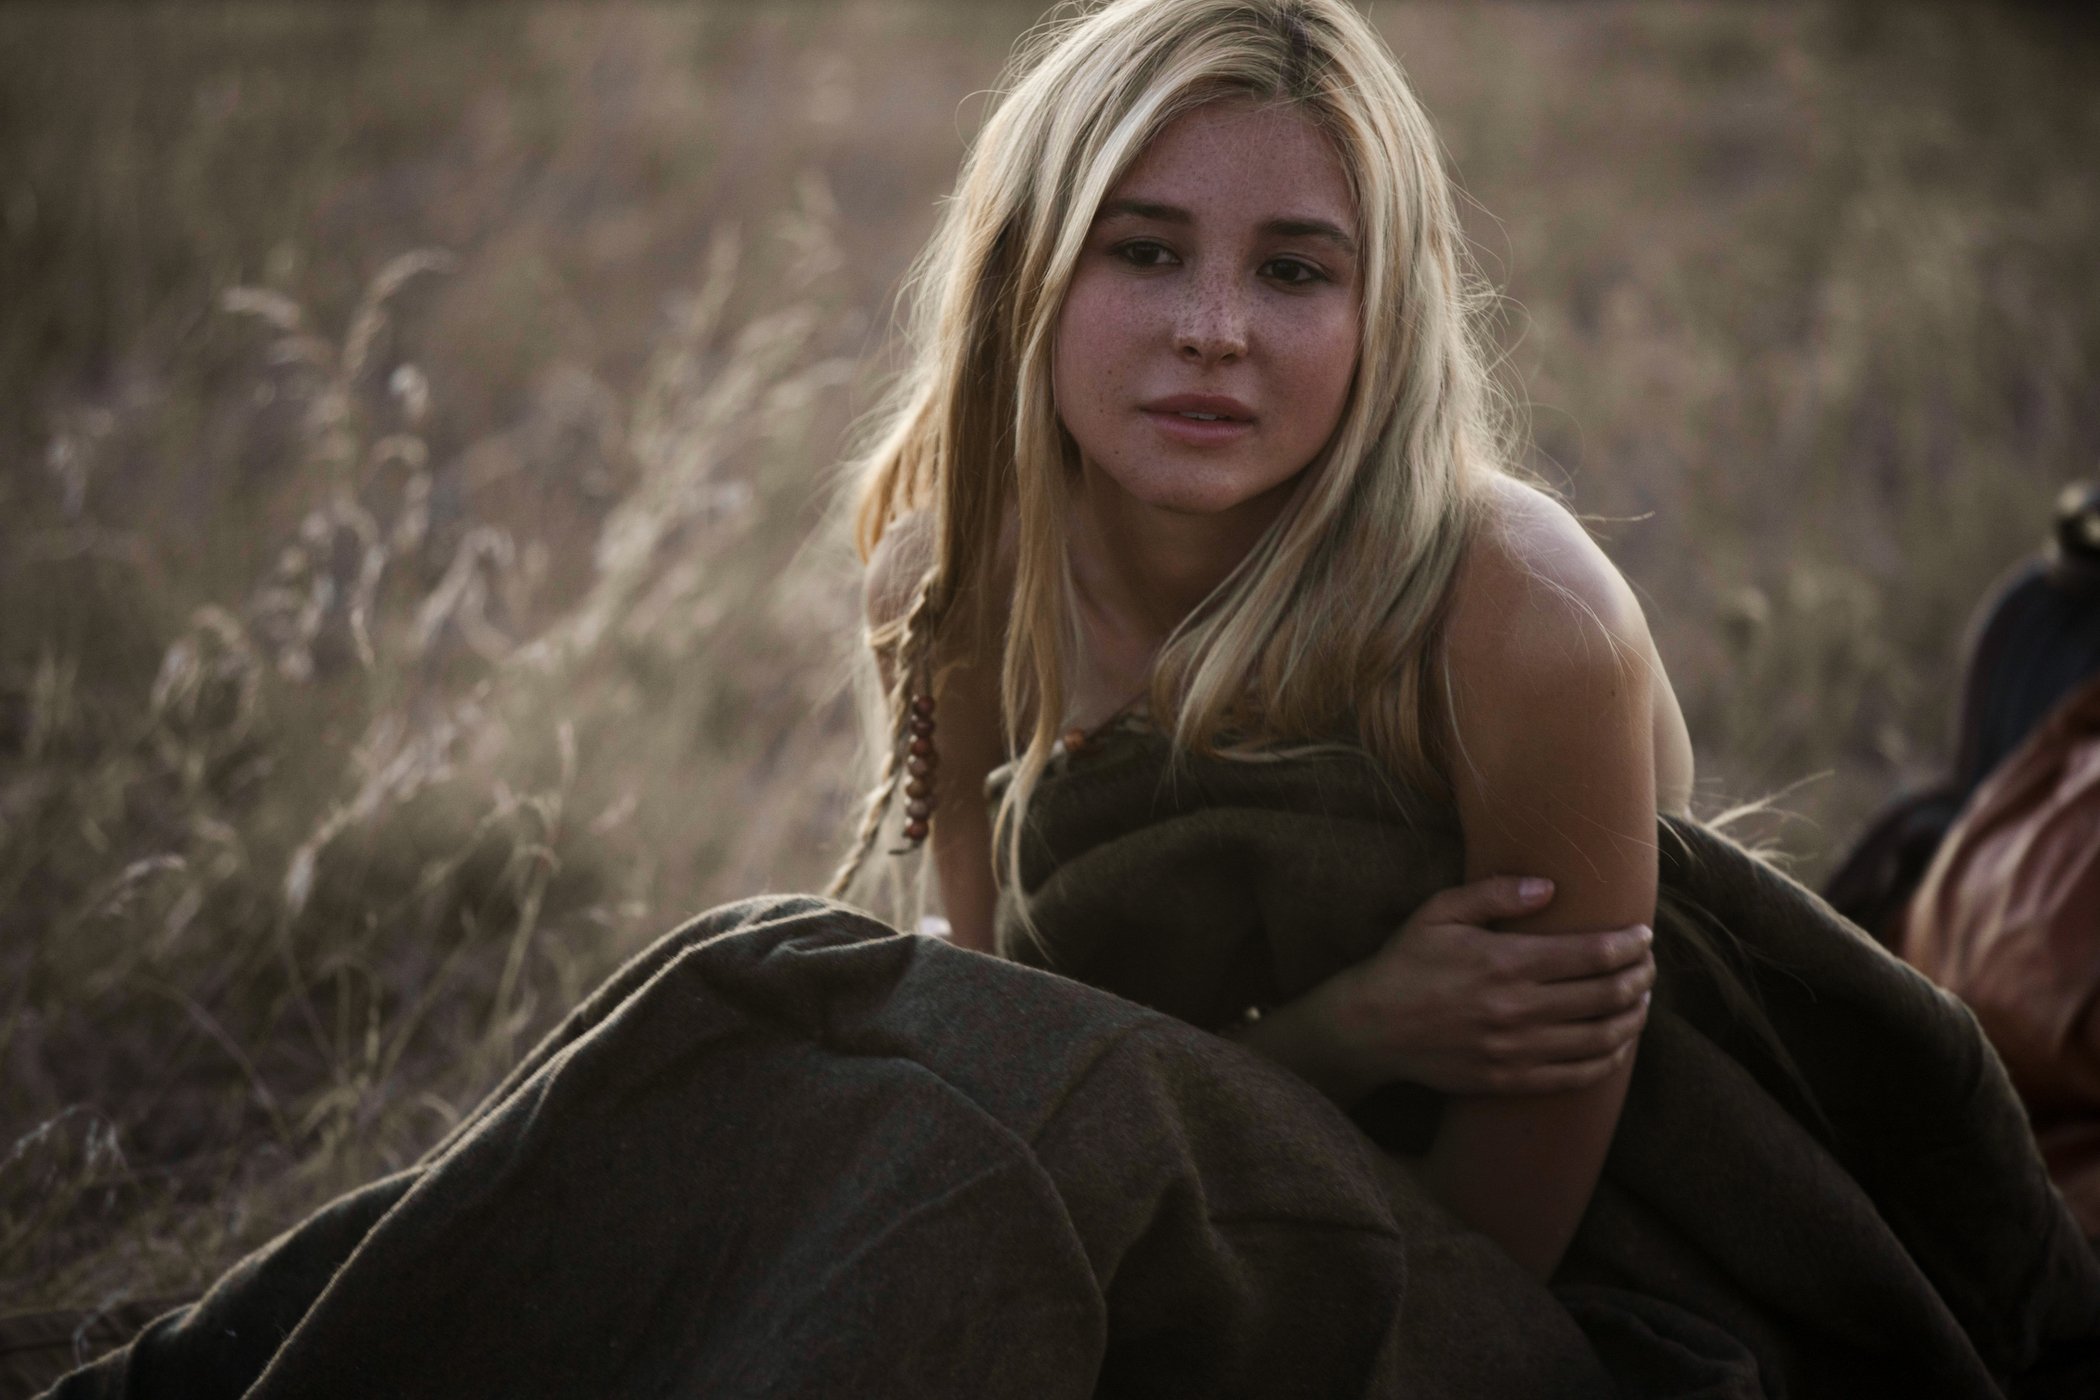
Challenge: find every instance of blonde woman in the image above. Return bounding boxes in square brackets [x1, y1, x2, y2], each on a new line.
[36, 2, 2097, 1395]
[829, 0, 2100, 1390]
[840, 6, 1670, 1280]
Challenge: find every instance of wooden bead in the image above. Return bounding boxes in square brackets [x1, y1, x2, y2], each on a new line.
[911, 695, 936, 718]
[1062, 727, 1088, 753]
[907, 755, 934, 778]
[909, 717, 935, 736]
[905, 778, 931, 800]
[909, 737, 933, 757]
[903, 819, 930, 842]
[905, 799, 932, 820]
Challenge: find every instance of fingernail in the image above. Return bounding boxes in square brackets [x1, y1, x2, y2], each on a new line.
[1639, 924, 1653, 943]
[1519, 877, 1553, 902]
[1641, 990, 1652, 1006]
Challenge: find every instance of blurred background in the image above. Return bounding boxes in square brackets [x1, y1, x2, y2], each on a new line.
[2, 0, 2095, 1312]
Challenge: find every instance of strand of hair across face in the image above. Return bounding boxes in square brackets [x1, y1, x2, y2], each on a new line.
[824, 568, 943, 899]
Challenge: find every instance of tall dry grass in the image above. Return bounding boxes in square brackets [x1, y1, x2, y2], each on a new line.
[2, 186, 869, 1310]
[2, 0, 2096, 1314]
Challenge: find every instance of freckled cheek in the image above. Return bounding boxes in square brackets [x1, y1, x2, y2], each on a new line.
[1093, 302, 1153, 371]
[1054, 292, 1128, 451]
[1273, 313, 1359, 426]
[1057, 283, 1148, 413]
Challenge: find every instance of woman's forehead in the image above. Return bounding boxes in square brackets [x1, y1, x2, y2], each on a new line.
[1100, 98, 1356, 230]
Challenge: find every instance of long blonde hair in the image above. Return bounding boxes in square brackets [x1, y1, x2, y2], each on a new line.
[828, 0, 1512, 935]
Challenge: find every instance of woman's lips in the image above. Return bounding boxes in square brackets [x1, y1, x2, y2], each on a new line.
[1143, 410, 1254, 446]
[1140, 395, 1256, 447]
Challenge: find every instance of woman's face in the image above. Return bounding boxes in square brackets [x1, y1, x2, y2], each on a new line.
[1053, 98, 1361, 522]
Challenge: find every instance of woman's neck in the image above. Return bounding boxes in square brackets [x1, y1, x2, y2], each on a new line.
[1067, 459, 1295, 647]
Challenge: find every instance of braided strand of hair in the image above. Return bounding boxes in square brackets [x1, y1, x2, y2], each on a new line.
[824, 568, 943, 899]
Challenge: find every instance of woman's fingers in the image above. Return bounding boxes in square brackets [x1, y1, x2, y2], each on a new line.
[1521, 955, 1656, 1023]
[1471, 1010, 1647, 1093]
[1368, 886, 1658, 1095]
[1411, 874, 1555, 931]
[1494, 998, 1650, 1066]
[1494, 923, 1652, 983]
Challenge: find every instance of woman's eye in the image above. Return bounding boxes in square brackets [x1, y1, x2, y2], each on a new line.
[1114, 240, 1178, 269]
[1263, 257, 1326, 287]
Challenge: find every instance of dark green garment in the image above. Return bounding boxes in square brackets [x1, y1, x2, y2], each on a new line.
[995, 721, 2100, 1397]
[35, 898, 1627, 1400]
[29, 727, 2100, 1398]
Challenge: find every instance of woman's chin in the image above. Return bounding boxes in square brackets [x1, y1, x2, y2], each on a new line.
[1129, 477, 1300, 521]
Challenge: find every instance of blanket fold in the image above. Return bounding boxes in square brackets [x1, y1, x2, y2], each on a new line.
[36, 726, 2100, 1398]
[39, 898, 1618, 1400]
[995, 725, 2100, 1398]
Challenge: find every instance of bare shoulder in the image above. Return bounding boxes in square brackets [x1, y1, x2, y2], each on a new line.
[1444, 476, 1650, 692]
[862, 507, 1018, 643]
[1446, 477, 1695, 815]
[863, 508, 938, 635]
[859, 507, 1012, 947]
[1442, 477, 1660, 923]
[858, 501, 1008, 761]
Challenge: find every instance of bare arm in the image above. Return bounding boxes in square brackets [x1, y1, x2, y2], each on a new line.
[1422, 484, 1659, 1280]
[1227, 877, 1652, 1102]
[1647, 627, 1695, 818]
[862, 510, 1003, 952]
[922, 657, 1002, 952]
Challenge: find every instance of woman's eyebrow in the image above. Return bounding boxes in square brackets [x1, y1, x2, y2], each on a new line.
[1094, 197, 1191, 226]
[1264, 217, 1357, 255]
[1093, 198, 1357, 254]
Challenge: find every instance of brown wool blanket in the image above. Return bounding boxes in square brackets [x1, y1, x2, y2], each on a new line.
[28, 726, 2100, 1398]
[996, 725, 2100, 1398]
[36, 897, 1616, 1400]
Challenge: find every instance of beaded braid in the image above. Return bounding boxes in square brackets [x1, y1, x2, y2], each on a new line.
[824, 570, 945, 898]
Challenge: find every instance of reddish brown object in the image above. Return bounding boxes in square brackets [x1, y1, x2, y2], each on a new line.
[898, 690, 938, 851]
[1904, 671, 2100, 1234]
[1063, 727, 1088, 754]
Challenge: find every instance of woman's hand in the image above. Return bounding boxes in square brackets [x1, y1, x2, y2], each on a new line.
[1330, 875, 1654, 1095]
[1228, 875, 1654, 1107]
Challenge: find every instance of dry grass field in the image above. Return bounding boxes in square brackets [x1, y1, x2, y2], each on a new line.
[3, 0, 2096, 1315]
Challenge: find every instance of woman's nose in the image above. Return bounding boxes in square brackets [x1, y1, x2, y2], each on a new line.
[1175, 283, 1249, 365]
